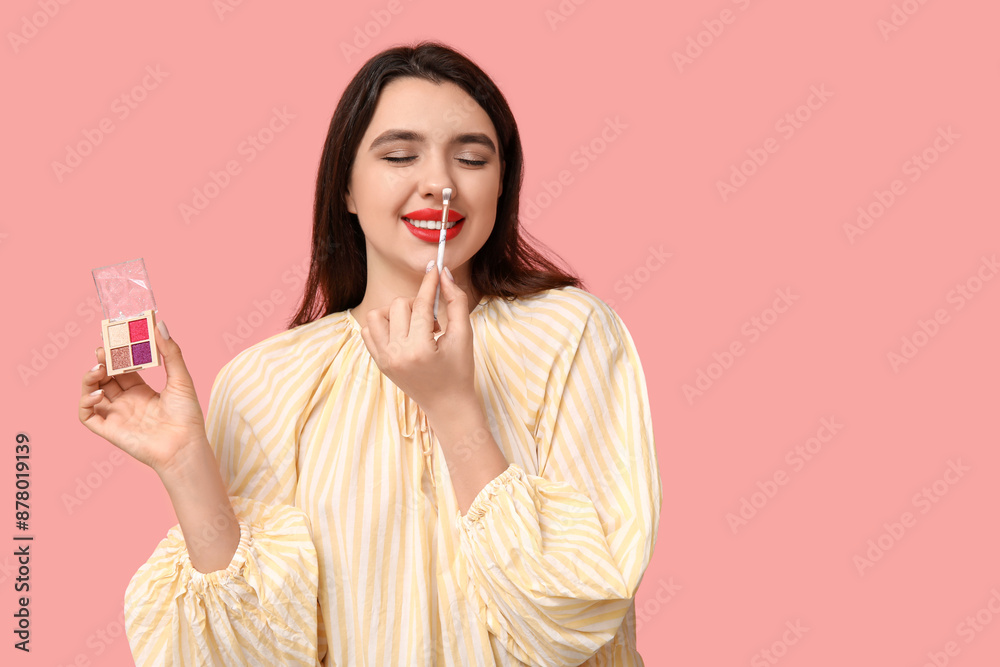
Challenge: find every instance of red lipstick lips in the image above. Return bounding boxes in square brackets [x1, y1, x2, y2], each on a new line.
[403, 208, 465, 223]
[402, 208, 466, 243]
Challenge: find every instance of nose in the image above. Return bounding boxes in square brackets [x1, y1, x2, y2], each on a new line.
[416, 152, 456, 204]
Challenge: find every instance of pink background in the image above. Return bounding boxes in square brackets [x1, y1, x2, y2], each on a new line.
[3, 1, 998, 665]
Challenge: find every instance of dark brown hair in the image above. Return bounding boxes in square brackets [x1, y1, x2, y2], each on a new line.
[289, 41, 583, 328]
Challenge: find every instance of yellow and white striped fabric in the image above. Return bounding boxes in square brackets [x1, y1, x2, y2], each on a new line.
[124, 286, 661, 666]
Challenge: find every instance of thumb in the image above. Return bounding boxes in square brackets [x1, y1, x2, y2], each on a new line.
[153, 318, 195, 389]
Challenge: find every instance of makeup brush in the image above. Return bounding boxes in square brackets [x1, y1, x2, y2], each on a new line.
[433, 187, 451, 321]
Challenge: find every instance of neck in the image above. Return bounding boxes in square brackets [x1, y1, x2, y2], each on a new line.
[349, 266, 481, 325]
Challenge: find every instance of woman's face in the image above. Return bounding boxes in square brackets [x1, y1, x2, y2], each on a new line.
[345, 77, 503, 290]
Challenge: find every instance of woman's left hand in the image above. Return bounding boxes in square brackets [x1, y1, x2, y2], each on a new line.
[359, 262, 477, 421]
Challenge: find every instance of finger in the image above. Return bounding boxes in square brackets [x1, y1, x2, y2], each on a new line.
[80, 358, 109, 424]
[153, 318, 195, 392]
[439, 266, 468, 336]
[412, 262, 440, 340]
[78, 384, 107, 427]
[81, 361, 107, 397]
[82, 358, 125, 403]
[364, 310, 391, 364]
[98, 344, 147, 395]
[388, 295, 415, 342]
[90, 346, 123, 400]
[434, 277, 449, 336]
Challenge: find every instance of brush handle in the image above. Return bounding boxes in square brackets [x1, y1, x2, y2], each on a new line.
[433, 200, 450, 320]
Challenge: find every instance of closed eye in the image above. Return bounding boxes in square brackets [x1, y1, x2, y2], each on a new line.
[383, 156, 488, 166]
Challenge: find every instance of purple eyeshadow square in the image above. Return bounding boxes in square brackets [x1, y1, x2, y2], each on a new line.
[131, 341, 152, 365]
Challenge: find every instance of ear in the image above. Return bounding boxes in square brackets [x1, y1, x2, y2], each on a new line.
[498, 159, 505, 198]
[345, 187, 357, 214]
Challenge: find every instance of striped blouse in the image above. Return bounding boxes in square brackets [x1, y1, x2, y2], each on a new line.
[124, 286, 661, 666]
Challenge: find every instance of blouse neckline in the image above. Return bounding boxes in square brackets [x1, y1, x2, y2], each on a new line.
[344, 295, 493, 333]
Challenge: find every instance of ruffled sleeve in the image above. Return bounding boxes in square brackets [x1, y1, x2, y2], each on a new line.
[123, 335, 331, 666]
[457, 293, 662, 667]
[124, 496, 320, 666]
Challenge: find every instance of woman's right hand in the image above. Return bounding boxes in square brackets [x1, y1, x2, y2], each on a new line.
[78, 319, 208, 477]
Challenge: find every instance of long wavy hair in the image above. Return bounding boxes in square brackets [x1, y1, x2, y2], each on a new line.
[289, 41, 583, 328]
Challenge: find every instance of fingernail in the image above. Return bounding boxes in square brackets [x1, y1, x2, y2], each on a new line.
[443, 266, 454, 282]
[426, 260, 435, 273]
[90, 389, 104, 396]
[157, 320, 170, 341]
[90, 363, 104, 372]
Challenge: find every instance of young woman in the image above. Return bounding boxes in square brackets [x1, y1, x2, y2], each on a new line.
[79, 41, 661, 666]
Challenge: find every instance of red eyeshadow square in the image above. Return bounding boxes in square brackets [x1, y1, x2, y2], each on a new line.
[129, 318, 149, 342]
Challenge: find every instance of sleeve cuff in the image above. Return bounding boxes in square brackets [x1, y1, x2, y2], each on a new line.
[459, 464, 522, 530]
[182, 518, 253, 588]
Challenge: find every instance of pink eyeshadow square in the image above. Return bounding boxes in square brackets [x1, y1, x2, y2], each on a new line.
[129, 318, 149, 342]
[110, 347, 132, 370]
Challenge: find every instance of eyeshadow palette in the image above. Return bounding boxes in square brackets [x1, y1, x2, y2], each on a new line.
[102, 309, 157, 374]
[92, 258, 161, 376]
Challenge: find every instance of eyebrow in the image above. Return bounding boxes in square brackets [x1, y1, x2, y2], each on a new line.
[368, 129, 497, 154]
